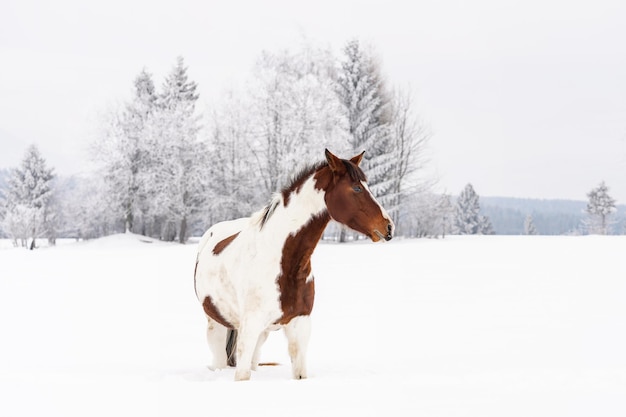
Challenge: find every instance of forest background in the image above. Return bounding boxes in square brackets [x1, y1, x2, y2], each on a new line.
[1, 38, 624, 244]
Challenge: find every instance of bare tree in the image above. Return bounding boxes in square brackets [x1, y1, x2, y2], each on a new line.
[387, 88, 434, 233]
[205, 90, 259, 223]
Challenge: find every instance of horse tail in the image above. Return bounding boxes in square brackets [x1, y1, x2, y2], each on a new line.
[226, 329, 237, 367]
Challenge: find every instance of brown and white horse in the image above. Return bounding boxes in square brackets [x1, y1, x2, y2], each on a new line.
[194, 149, 394, 381]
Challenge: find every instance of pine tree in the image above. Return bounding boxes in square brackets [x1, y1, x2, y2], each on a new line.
[152, 56, 206, 243]
[94, 69, 158, 235]
[335, 39, 395, 241]
[126, 69, 158, 235]
[159, 56, 199, 111]
[336, 40, 394, 201]
[453, 183, 493, 235]
[585, 181, 616, 235]
[1, 145, 55, 248]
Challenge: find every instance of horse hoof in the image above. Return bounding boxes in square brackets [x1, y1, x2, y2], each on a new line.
[235, 370, 251, 381]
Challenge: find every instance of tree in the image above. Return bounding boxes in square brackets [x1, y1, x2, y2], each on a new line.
[92, 69, 157, 234]
[453, 183, 494, 235]
[335, 39, 395, 241]
[584, 181, 616, 235]
[206, 90, 259, 223]
[247, 45, 347, 197]
[438, 194, 454, 238]
[336, 40, 394, 200]
[400, 192, 452, 238]
[1, 145, 55, 249]
[92, 58, 208, 243]
[151, 56, 206, 243]
[125, 69, 158, 234]
[386, 89, 434, 233]
[524, 214, 537, 235]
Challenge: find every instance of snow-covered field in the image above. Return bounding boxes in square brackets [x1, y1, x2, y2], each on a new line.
[1, 233, 624, 416]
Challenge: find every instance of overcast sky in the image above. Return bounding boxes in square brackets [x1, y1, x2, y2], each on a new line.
[1, 0, 625, 203]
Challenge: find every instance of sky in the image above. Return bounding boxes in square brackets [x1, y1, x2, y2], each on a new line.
[1, 0, 625, 203]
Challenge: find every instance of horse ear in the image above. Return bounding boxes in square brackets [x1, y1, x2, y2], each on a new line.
[325, 149, 344, 173]
[350, 151, 365, 166]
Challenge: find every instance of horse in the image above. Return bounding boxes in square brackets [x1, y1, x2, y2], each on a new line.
[193, 149, 394, 381]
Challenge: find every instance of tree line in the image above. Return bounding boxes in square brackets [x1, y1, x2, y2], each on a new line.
[1, 40, 441, 246]
[1, 40, 621, 247]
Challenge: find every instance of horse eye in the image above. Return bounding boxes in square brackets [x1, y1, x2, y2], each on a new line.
[353, 185, 362, 193]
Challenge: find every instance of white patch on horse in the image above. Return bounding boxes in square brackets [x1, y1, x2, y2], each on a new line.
[362, 181, 394, 232]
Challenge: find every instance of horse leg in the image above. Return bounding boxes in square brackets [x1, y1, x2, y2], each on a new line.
[234, 319, 266, 381]
[206, 317, 229, 370]
[283, 315, 311, 380]
[251, 330, 270, 370]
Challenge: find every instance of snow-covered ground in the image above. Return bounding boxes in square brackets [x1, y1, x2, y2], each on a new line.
[1, 233, 624, 416]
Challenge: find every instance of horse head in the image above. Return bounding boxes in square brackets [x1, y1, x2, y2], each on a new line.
[319, 149, 394, 242]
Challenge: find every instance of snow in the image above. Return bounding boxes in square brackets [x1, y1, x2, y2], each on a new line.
[1, 233, 624, 416]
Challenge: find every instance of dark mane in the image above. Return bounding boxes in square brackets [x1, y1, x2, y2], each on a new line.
[281, 161, 326, 202]
[342, 159, 367, 183]
[259, 158, 367, 229]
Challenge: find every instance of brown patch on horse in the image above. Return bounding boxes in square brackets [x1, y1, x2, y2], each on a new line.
[276, 212, 330, 325]
[212, 232, 239, 255]
[203, 295, 234, 329]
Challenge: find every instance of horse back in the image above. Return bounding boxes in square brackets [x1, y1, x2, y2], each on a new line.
[197, 217, 251, 257]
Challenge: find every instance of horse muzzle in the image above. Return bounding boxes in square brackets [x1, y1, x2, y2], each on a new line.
[372, 221, 394, 242]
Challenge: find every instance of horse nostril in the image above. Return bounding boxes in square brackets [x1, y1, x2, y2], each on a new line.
[385, 222, 393, 241]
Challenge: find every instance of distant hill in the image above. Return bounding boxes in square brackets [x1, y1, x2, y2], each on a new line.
[480, 196, 626, 235]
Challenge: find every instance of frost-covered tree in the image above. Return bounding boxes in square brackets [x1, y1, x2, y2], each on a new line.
[1, 145, 55, 248]
[150, 56, 207, 243]
[386, 89, 434, 231]
[524, 214, 537, 235]
[125, 69, 158, 234]
[92, 58, 207, 242]
[336, 40, 394, 201]
[54, 175, 122, 239]
[401, 192, 453, 238]
[206, 90, 259, 223]
[584, 181, 616, 235]
[453, 183, 494, 235]
[335, 40, 396, 241]
[247, 45, 347, 196]
[438, 193, 454, 238]
[93, 69, 157, 234]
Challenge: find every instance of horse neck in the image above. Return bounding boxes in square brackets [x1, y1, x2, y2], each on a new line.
[278, 174, 331, 279]
[260, 173, 330, 250]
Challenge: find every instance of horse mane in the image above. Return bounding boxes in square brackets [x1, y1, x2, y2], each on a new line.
[257, 158, 367, 229]
[259, 194, 281, 228]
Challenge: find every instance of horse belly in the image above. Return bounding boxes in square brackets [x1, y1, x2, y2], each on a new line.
[196, 239, 283, 330]
[197, 261, 241, 328]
